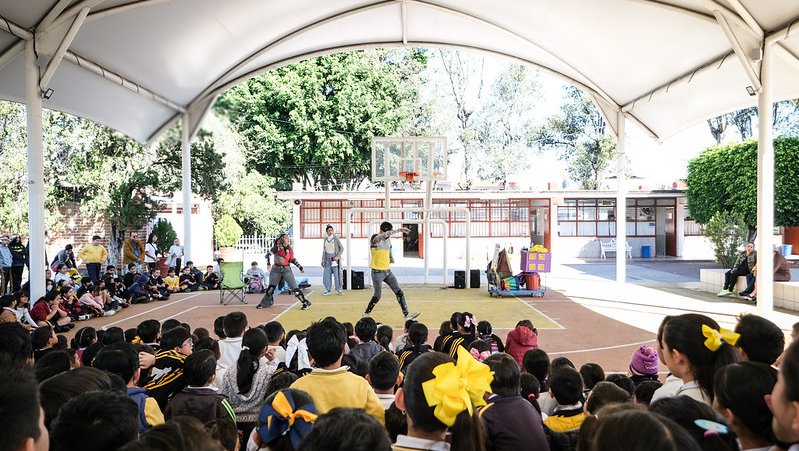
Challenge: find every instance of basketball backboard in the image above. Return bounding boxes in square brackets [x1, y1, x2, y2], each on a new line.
[372, 137, 447, 182]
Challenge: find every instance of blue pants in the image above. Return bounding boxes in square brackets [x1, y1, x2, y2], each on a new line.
[322, 253, 341, 292]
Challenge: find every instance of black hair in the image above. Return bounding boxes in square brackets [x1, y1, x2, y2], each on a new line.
[205, 418, 239, 451]
[34, 350, 72, 382]
[650, 396, 739, 451]
[734, 313, 785, 365]
[407, 322, 428, 347]
[522, 348, 550, 390]
[102, 326, 126, 346]
[50, 391, 139, 451]
[549, 366, 583, 405]
[81, 342, 106, 367]
[484, 353, 520, 397]
[579, 363, 605, 391]
[70, 327, 98, 350]
[594, 409, 702, 451]
[161, 318, 182, 333]
[106, 265, 116, 270]
[404, 318, 417, 330]
[355, 316, 378, 342]
[124, 328, 138, 343]
[714, 361, 777, 444]
[458, 311, 476, 336]
[519, 373, 541, 409]
[120, 416, 221, 451]
[368, 351, 400, 391]
[265, 370, 299, 399]
[214, 316, 226, 339]
[31, 324, 54, 350]
[137, 319, 161, 343]
[340, 353, 367, 376]
[92, 342, 140, 383]
[477, 320, 492, 335]
[183, 349, 217, 387]
[237, 327, 269, 394]
[449, 312, 463, 330]
[376, 324, 393, 352]
[516, 319, 537, 334]
[439, 320, 452, 337]
[0, 322, 32, 367]
[39, 366, 116, 430]
[0, 368, 44, 449]
[784, 341, 799, 404]
[195, 327, 210, 340]
[469, 339, 491, 354]
[633, 380, 662, 406]
[55, 334, 68, 350]
[263, 321, 285, 344]
[662, 313, 739, 401]
[0, 294, 14, 308]
[161, 326, 191, 351]
[385, 402, 408, 443]
[379, 221, 393, 232]
[403, 352, 486, 451]
[605, 373, 635, 396]
[306, 318, 346, 368]
[223, 311, 248, 338]
[550, 356, 575, 371]
[296, 407, 391, 451]
[585, 381, 630, 414]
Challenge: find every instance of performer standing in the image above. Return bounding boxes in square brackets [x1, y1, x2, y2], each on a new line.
[321, 224, 344, 295]
[257, 234, 311, 310]
[363, 222, 419, 320]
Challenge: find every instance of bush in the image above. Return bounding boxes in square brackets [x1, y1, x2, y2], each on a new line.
[214, 214, 243, 248]
[705, 211, 748, 267]
[150, 219, 177, 256]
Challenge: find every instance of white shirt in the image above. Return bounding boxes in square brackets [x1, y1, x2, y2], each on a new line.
[54, 273, 71, 284]
[393, 435, 450, 451]
[673, 380, 711, 405]
[144, 243, 157, 263]
[650, 374, 683, 403]
[376, 393, 395, 409]
[324, 237, 336, 254]
[217, 337, 243, 370]
[286, 335, 311, 370]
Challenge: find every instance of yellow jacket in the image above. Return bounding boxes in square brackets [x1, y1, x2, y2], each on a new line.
[78, 244, 108, 264]
[290, 367, 385, 424]
[543, 411, 587, 432]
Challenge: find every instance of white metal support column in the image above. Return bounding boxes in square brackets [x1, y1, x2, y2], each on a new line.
[181, 114, 192, 262]
[615, 111, 627, 283]
[756, 43, 774, 314]
[26, 40, 46, 300]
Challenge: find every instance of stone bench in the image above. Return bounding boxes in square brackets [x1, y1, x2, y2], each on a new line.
[699, 268, 799, 311]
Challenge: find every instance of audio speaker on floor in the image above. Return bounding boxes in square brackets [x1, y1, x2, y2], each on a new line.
[342, 269, 365, 290]
[470, 269, 481, 288]
[454, 270, 466, 289]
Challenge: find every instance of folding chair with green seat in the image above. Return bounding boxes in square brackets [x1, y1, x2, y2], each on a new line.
[219, 261, 247, 305]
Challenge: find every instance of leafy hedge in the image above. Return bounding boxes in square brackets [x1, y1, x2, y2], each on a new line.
[686, 137, 799, 228]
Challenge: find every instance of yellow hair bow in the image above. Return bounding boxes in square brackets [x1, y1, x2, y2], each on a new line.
[269, 390, 318, 427]
[258, 390, 318, 448]
[422, 346, 494, 426]
[702, 324, 740, 351]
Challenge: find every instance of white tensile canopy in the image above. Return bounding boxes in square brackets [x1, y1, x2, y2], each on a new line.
[2, 0, 796, 310]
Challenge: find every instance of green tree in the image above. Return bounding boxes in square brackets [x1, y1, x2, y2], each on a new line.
[704, 211, 748, 267]
[213, 171, 291, 236]
[214, 214, 244, 248]
[216, 49, 424, 190]
[685, 138, 799, 234]
[532, 86, 616, 189]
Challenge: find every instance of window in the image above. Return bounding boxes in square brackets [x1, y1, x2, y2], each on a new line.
[557, 198, 670, 237]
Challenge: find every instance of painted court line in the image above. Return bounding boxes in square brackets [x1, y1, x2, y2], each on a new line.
[549, 339, 656, 356]
[101, 293, 203, 329]
[508, 294, 565, 330]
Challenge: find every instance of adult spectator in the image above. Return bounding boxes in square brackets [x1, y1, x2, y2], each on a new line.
[144, 233, 158, 273]
[0, 321, 33, 367]
[766, 341, 799, 449]
[78, 235, 108, 284]
[0, 367, 49, 451]
[166, 238, 184, 272]
[717, 241, 756, 297]
[50, 391, 139, 451]
[8, 235, 27, 292]
[740, 248, 792, 302]
[122, 231, 145, 274]
[52, 244, 77, 271]
[0, 234, 12, 294]
[734, 313, 785, 365]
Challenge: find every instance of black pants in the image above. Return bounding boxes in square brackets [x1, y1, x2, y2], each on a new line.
[86, 263, 102, 284]
[9, 266, 23, 292]
[723, 261, 750, 291]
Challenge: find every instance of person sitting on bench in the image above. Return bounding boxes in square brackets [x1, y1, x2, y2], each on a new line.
[718, 242, 756, 297]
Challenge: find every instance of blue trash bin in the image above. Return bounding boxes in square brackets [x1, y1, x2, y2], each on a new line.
[782, 244, 793, 256]
[641, 245, 652, 258]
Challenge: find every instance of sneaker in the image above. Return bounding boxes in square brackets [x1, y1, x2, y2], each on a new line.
[103, 310, 116, 317]
[716, 289, 732, 297]
[322, 291, 332, 296]
[256, 305, 266, 309]
[404, 311, 420, 321]
[738, 291, 751, 297]
[77, 314, 91, 321]
[337, 291, 343, 295]
[301, 301, 312, 310]
[113, 296, 125, 303]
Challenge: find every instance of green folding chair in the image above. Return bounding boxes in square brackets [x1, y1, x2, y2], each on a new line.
[219, 261, 247, 305]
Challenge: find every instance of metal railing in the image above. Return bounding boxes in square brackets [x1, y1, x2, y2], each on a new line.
[235, 234, 277, 253]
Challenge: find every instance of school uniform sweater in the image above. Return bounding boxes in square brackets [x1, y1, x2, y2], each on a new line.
[144, 349, 188, 410]
[217, 356, 277, 423]
[439, 332, 472, 361]
[289, 366, 385, 424]
[543, 404, 587, 432]
[479, 395, 548, 451]
[127, 387, 165, 432]
[164, 386, 236, 425]
[397, 345, 432, 372]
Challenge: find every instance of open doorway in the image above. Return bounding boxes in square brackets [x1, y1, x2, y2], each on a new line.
[403, 223, 420, 257]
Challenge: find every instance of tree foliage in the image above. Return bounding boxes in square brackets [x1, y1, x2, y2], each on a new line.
[704, 210, 749, 267]
[685, 137, 799, 231]
[216, 49, 426, 190]
[214, 214, 244, 248]
[213, 171, 291, 237]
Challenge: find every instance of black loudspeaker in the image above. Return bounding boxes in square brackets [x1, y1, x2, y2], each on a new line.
[343, 270, 365, 290]
[470, 269, 481, 288]
[454, 270, 466, 289]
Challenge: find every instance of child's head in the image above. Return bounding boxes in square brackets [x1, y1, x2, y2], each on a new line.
[251, 261, 258, 268]
[92, 342, 139, 384]
[593, 409, 702, 451]
[792, 321, 799, 342]
[407, 322, 428, 347]
[298, 407, 391, 451]
[579, 363, 605, 391]
[265, 370, 299, 398]
[520, 372, 540, 403]
[457, 312, 476, 336]
[206, 265, 214, 272]
[522, 348, 550, 384]
[549, 366, 583, 405]
[236, 328, 269, 394]
[368, 351, 401, 392]
[484, 353, 520, 397]
[584, 381, 630, 414]
[605, 373, 635, 396]
[660, 313, 739, 400]
[223, 311, 248, 338]
[137, 319, 161, 344]
[70, 327, 97, 350]
[49, 391, 139, 451]
[468, 339, 491, 362]
[404, 319, 417, 332]
[439, 320, 452, 337]
[160, 327, 192, 356]
[0, 368, 47, 450]
[355, 317, 377, 343]
[34, 350, 72, 382]
[769, 341, 799, 444]
[376, 324, 393, 351]
[306, 318, 346, 368]
[633, 380, 661, 406]
[183, 349, 217, 387]
[342, 322, 354, 337]
[205, 418, 238, 451]
[477, 320, 492, 336]
[629, 345, 659, 377]
[256, 389, 318, 450]
[213, 315, 226, 339]
[649, 396, 739, 451]
[31, 325, 56, 350]
[263, 321, 285, 345]
[161, 319, 181, 334]
[167, 268, 175, 277]
[194, 327, 210, 340]
[714, 361, 777, 445]
[734, 313, 785, 365]
[516, 319, 537, 334]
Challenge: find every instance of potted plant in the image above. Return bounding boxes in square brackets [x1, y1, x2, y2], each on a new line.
[214, 214, 243, 261]
[151, 219, 178, 274]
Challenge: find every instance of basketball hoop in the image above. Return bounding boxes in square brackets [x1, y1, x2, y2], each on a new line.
[399, 171, 419, 182]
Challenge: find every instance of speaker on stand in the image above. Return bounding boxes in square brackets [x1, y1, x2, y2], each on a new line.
[454, 270, 466, 289]
[470, 269, 481, 288]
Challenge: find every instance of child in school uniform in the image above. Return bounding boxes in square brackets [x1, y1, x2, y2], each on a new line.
[164, 349, 236, 427]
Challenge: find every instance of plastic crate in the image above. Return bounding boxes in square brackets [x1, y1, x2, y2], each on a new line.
[521, 250, 551, 273]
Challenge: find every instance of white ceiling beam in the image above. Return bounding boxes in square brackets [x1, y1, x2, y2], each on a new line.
[0, 14, 33, 40]
[712, 9, 761, 92]
[0, 39, 25, 72]
[38, 0, 79, 31]
[40, 7, 90, 91]
[45, 0, 111, 31]
[401, 0, 408, 45]
[85, 0, 172, 23]
[717, 0, 763, 39]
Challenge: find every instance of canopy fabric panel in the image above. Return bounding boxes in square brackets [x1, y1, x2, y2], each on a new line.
[0, 0, 797, 142]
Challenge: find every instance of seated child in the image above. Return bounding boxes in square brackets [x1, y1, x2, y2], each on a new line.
[128, 273, 157, 304]
[143, 326, 193, 409]
[397, 322, 431, 373]
[201, 265, 221, 290]
[78, 285, 118, 317]
[164, 349, 236, 427]
[164, 268, 181, 293]
[477, 320, 505, 353]
[367, 351, 402, 409]
[543, 366, 587, 432]
[146, 268, 170, 300]
[468, 339, 492, 362]
[179, 266, 200, 292]
[245, 261, 267, 293]
[350, 317, 384, 366]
